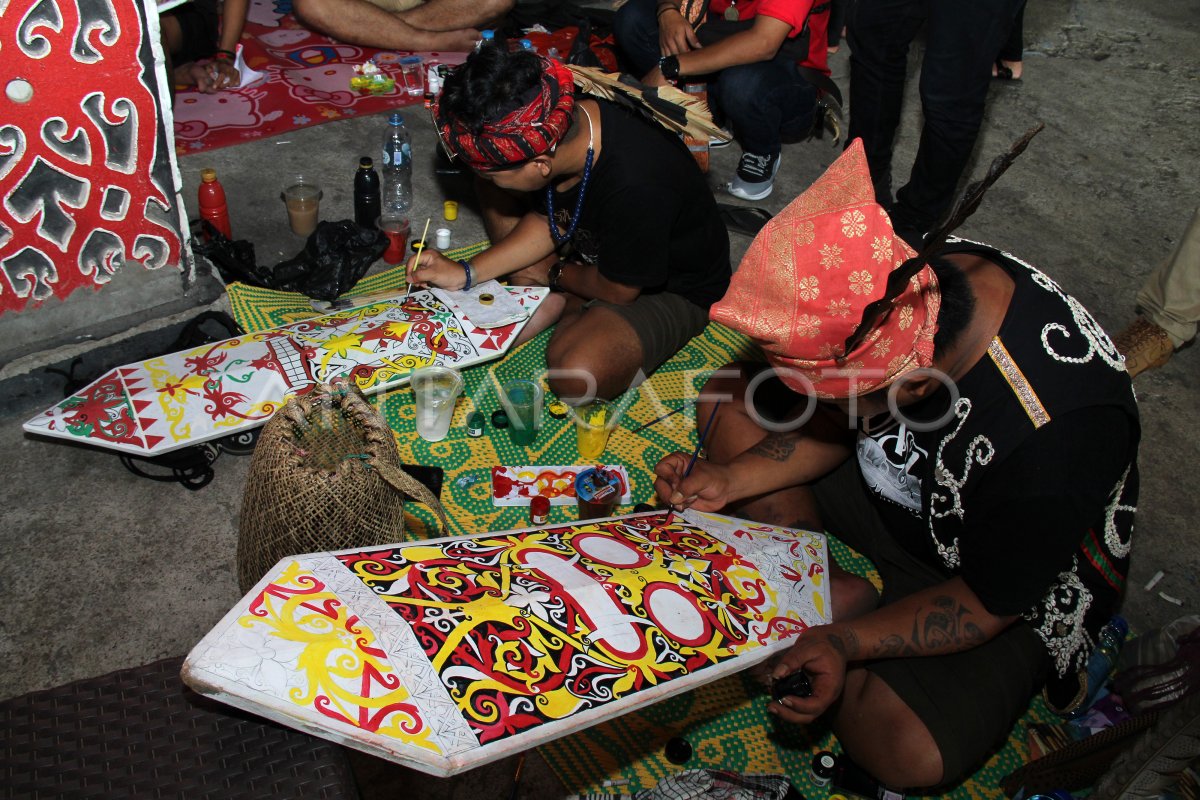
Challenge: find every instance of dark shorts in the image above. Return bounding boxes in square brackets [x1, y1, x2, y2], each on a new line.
[813, 458, 1048, 783]
[585, 292, 710, 375]
[745, 363, 1048, 783]
[169, 0, 220, 64]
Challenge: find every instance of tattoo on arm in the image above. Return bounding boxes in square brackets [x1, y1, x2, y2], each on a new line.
[747, 433, 800, 462]
[870, 595, 987, 658]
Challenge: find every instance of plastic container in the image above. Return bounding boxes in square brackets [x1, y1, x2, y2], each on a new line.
[478, 29, 496, 49]
[381, 113, 413, 220]
[1073, 615, 1129, 714]
[198, 168, 231, 239]
[353, 156, 380, 228]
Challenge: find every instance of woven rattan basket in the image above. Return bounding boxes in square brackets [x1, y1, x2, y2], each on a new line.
[237, 380, 447, 592]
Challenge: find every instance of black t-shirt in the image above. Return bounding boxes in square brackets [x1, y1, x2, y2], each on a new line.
[859, 401, 1132, 617]
[855, 245, 1136, 619]
[535, 99, 732, 309]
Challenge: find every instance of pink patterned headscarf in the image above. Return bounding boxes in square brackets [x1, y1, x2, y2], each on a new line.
[710, 140, 941, 398]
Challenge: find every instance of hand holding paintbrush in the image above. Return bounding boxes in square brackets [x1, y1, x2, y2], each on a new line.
[405, 217, 432, 297]
[662, 399, 721, 525]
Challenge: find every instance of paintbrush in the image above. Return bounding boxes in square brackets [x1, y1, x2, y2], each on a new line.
[666, 398, 721, 526]
[630, 399, 696, 433]
[508, 752, 526, 800]
[406, 217, 431, 297]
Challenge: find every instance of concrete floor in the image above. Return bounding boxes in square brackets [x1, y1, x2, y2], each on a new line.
[3, 0, 1197, 797]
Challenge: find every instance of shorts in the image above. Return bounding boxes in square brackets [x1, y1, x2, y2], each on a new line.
[170, 0, 220, 64]
[812, 459, 1049, 783]
[585, 292, 710, 375]
[746, 363, 1049, 782]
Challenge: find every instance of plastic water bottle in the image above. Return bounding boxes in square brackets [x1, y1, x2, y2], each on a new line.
[197, 168, 231, 239]
[353, 156, 380, 228]
[381, 113, 412, 219]
[1077, 615, 1129, 713]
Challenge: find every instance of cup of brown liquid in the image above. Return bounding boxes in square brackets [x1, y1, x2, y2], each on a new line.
[282, 176, 321, 236]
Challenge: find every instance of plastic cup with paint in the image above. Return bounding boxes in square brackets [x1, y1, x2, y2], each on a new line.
[398, 55, 424, 97]
[434, 227, 451, 250]
[443, 200, 458, 221]
[282, 176, 321, 236]
[571, 398, 618, 460]
[410, 366, 463, 442]
[575, 466, 622, 520]
[378, 216, 410, 263]
[499, 379, 542, 446]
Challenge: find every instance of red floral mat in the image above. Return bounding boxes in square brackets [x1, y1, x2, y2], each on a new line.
[171, 5, 466, 155]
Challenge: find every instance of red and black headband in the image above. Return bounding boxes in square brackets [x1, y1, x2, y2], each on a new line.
[434, 56, 576, 172]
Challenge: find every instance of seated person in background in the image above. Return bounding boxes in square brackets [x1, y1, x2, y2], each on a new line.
[408, 46, 732, 402]
[291, 0, 511, 52]
[161, 0, 249, 93]
[615, 0, 834, 200]
[654, 141, 1139, 789]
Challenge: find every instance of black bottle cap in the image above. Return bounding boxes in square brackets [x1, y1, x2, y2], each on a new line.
[359, 156, 373, 168]
[664, 736, 692, 765]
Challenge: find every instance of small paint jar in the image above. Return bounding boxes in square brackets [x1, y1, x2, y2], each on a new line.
[435, 227, 451, 249]
[530, 494, 550, 525]
[443, 200, 458, 220]
[810, 751, 837, 787]
[466, 411, 484, 437]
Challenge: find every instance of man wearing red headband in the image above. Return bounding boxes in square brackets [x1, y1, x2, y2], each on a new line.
[655, 142, 1139, 789]
[411, 47, 731, 401]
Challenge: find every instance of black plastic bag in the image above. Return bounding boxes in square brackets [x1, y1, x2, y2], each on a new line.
[193, 219, 387, 302]
[271, 220, 388, 301]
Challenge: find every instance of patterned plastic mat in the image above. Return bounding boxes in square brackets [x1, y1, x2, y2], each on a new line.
[226, 257, 1052, 797]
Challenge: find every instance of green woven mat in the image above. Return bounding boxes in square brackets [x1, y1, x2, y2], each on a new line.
[541, 537, 1052, 799]
[226, 255, 1050, 797]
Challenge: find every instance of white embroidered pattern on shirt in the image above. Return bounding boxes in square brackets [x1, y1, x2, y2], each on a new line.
[927, 397, 994, 570]
[1026, 561, 1094, 677]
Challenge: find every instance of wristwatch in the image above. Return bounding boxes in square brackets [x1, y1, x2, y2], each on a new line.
[548, 260, 566, 292]
[658, 54, 681, 82]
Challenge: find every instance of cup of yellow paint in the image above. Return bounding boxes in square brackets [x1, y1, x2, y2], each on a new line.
[572, 398, 618, 460]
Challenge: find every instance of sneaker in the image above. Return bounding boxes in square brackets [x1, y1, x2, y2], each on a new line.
[1113, 317, 1174, 377]
[727, 151, 781, 201]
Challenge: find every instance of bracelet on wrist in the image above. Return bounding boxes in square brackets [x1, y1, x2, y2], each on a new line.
[213, 48, 236, 61]
[656, 4, 680, 19]
[457, 259, 475, 291]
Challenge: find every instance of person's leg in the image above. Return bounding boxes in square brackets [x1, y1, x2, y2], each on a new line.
[994, 0, 1025, 78]
[712, 57, 815, 199]
[291, 0, 488, 51]
[545, 293, 708, 400]
[890, 0, 1022, 238]
[1137, 206, 1200, 347]
[846, 0, 925, 205]
[711, 57, 817, 158]
[613, 0, 664, 78]
[809, 461, 1046, 788]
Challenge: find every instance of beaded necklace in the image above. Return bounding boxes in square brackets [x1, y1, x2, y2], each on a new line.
[546, 105, 595, 245]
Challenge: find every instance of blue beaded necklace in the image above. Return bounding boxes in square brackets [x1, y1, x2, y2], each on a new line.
[546, 106, 595, 245]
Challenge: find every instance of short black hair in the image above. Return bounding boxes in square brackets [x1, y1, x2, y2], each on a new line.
[441, 46, 546, 135]
[928, 256, 976, 358]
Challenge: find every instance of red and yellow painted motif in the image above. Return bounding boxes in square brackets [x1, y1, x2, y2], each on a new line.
[337, 514, 812, 744]
[235, 560, 439, 751]
[24, 288, 546, 455]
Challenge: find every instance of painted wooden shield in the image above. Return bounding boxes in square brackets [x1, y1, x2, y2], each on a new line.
[183, 509, 831, 776]
[23, 287, 545, 455]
